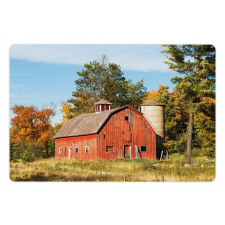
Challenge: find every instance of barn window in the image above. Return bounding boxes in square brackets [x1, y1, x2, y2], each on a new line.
[59, 148, 62, 155]
[106, 145, 114, 152]
[140, 146, 148, 152]
[75, 147, 79, 154]
[125, 116, 129, 121]
[85, 146, 89, 153]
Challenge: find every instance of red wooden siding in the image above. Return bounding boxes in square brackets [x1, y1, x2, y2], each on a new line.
[97, 108, 156, 160]
[55, 134, 97, 160]
[55, 107, 156, 161]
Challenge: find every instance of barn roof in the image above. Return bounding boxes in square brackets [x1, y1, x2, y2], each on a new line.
[140, 100, 165, 106]
[54, 107, 123, 139]
[54, 105, 158, 139]
[94, 99, 112, 105]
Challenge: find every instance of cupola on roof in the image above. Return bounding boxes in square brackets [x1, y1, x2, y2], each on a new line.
[94, 99, 112, 105]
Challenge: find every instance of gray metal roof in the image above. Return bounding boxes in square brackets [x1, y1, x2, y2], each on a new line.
[54, 107, 123, 139]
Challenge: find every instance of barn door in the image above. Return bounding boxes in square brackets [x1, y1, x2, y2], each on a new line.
[124, 145, 131, 158]
[68, 147, 72, 159]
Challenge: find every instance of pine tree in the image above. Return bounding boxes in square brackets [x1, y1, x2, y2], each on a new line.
[68, 57, 147, 115]
[162, 45, 215, 165]
[68, 60, 107, 115]
[125, 79, 147, 109]
[100, 63, 127, 108]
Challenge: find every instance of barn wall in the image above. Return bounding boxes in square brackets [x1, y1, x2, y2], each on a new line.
[55, 134, 97, 160]
[97, 108, 156, 160]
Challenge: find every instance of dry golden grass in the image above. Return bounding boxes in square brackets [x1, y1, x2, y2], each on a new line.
[10, 155, 215, 182]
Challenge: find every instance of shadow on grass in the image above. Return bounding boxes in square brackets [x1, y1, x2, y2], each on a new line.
[141, 163, 158, 171]
[12, 172, 126, 182]
[114, 158, 157, 164]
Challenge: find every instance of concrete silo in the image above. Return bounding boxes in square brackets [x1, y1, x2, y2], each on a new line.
[139, 100, 166, 158]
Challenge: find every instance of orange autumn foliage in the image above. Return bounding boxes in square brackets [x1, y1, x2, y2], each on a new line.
[145, 89, 158, 100]
[11, 105, 55, 147]
[201, 97, 216, 104]
[145, 85, 170, 101]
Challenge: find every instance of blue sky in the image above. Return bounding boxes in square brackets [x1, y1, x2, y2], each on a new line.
[10, 45, 179, 125]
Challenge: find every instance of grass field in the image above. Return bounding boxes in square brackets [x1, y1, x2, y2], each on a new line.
[10, 154, 215, 182]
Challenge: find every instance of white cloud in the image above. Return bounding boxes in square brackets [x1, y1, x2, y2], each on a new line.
[10, 44, 170, 72]
[10, 93, 19, 99]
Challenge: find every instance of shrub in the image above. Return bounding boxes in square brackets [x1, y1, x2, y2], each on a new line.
[10, 141, 43, 162]
[191, 148, 201, 157]
[202, 147, 215, 158]
[47, 136, 55, 157]
[165, 132, 187, 154]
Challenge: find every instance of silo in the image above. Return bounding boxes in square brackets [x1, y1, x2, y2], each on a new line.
[139, 100, 165, 158]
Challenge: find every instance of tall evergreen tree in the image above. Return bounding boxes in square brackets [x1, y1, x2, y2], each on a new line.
[162, 45, 215, 165]
[125, 79, 147, 109]
[68, 60, 107, 115]
[100, 63, 127, 108]
[68, 57, 147, 115]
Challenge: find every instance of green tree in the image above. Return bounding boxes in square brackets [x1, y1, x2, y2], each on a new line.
[125, 79, 147, 109]
[194, 97, 215, 157]
[68, 57, 147, 115]
[68, 60, 106, 115]
[100, 63, 127, 108]
[162, 45, 215, 165]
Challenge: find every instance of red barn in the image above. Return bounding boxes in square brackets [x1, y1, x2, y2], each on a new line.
[54, 99, 157, 160]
